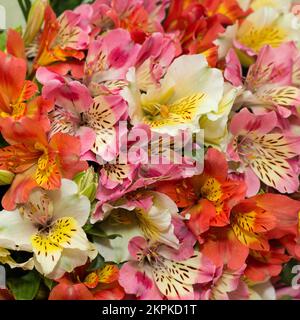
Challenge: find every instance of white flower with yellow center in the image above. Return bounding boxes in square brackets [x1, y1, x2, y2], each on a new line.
[122, 54, 224, 135]
[216, 7, 300, 62]
[0, 179, 97, 279]
[237, 8, 300, 54]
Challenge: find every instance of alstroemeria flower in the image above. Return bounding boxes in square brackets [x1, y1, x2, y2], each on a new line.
[244, 246, 290, 282]
[0, 118, 87, 210]
[225, 44, 300, 119]
[94, 121, 203, 207]
[122, 54, 224, 135]
[163, 0, 224, 66]
[155, 148, 246, 229]
[36, 67, 127, 160]
[197, 264, 247, 300]
[200, 194, 283, 270]
[255, 194, 300, 260]
[0, 51, 52, 129]
[247, 281, 276, 300]
[219, 7, 300, 62]
[33, 6, 90, 69]
[84, 28, 140, 96]
[203, 0, 251, 24]
[228, 108, 300, 195]
[132, 32, 177, 91]
[91, 0, 168, 41]
[49, 263, 125, 300]
[164, 0, 249, 66]
[119, 236, 215, 300]
[92, 191, 180, 262]
[0, 179, 97, 278]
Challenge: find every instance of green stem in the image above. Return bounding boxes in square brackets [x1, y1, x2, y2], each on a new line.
[25, 0, 32, 14]
[18, 0, 28, 20]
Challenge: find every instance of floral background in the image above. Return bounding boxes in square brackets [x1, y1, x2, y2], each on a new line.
[0, 0, 300, 301]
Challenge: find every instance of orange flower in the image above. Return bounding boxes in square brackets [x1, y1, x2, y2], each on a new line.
[0, 34, 53, 129]
[202, 0, 251, 25]
[156, 148, 247, 232]
[163, 0, 250, 66]
[0, 117, 87, 210]
[200, 194, 289, 270]
[244, 246, 290, 282]
[49, 264, 125, 300]
[33, 6, 87, 70]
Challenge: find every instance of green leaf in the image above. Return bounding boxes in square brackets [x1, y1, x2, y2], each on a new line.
[7, 270, 41, 300]
[0, 32, 6, 52]
[43, 278, 56, 291]
[87, 254, 105, 272]
[83, 221, 94, 232]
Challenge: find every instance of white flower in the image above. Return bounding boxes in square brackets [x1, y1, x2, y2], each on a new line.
[93, 191, 179, 263]
[0, 179, 97, 279]
[216, 7, 300, 60]
[200, 84, 240, 150]
[122, 54, 224, 135]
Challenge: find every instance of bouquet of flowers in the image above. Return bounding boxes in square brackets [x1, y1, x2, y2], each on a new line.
[0, 0, 300, 301]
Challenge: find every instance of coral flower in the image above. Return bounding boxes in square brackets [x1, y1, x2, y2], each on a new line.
[33, 6, 90, 70]
[0, 51, 52, 129]
[163, 0, 249, 66]
[156, 148, 246, 229]
[200, 194, 294, 270]
[0, 118, 87, 210]
[49, 264, 124, 300]
[91, 0, 168, 41]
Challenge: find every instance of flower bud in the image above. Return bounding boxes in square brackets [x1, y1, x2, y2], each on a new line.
[74, 167, 98, 202]
[23, 0, 48, 45]
[0, 170, 14, 185]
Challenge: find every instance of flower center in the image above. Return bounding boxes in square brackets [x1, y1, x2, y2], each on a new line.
[238, 24, 286, 53]
[201, 177, 224, 215]
[142, 103, 170, 119]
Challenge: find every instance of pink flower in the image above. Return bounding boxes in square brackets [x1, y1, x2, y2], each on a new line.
[119, 236, 215, 300]
[84, 28, 140, 95]
[91, 0, 169, 40]
[225, 44, 300, 120]
[36, 67, 127, 159]
[197, 264, 247, 300]
[228, 108, 300, 195]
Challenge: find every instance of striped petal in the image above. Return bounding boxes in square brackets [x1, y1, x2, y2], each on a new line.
[247, 133, 300, 193]
[152, 252, 207, 300]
